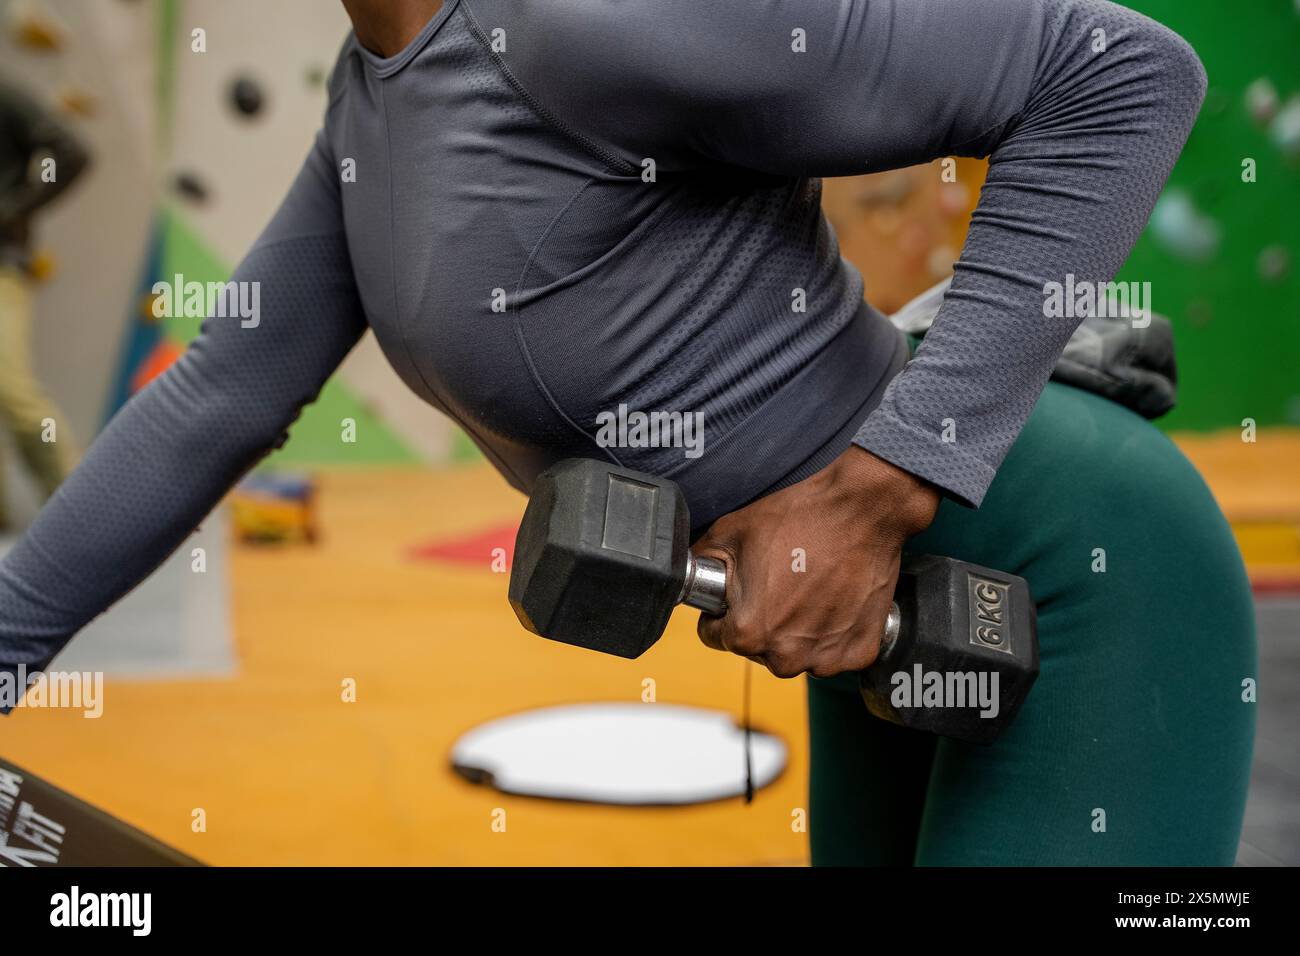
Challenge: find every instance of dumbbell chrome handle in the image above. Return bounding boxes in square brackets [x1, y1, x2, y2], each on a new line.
[680, 554, 729, 615]
[681, 554, 902, 653]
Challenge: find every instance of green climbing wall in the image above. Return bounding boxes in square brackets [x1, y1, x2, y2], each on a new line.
[1122, 0, 1300, 430]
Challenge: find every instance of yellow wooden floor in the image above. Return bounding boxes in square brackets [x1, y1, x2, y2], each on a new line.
[2, 464, 810, 866]
[3, 427, 1297, 865]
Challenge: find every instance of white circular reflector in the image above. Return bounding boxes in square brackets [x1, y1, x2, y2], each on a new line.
[450, 703, 787, 805]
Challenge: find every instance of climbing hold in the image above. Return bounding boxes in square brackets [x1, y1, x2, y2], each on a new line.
[1258, 245, 1290, 283]
[57, 86, 97, 118]
[926, 245, 957, 280]
[8, 1, 65, 51]
[1186, 299, 1213, 329]
[140, 290, 164, 322]
[172, 171, 211, 204]
[867, 207, 903, 237]
[898, 222, 929, 261]
[229, 75, 266, 119]
[1148, 189, 1221, 263]
[1286, 396, 1300, 427]
[231, 473, 319, 545]
[1269, 96, 1300, 159]
[130, 339, 184, 394]
[1245, 78, 1280, 126]
[24, 249, 57, 283]
[937, 182, 968, 219]
[853, 169, 916, 209]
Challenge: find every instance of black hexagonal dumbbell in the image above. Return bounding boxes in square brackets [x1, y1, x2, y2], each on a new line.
[509, 458, 1039, 744]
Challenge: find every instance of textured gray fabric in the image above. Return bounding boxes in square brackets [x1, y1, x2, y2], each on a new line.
[847, 0, 1203, 502]
[891, 277, 1179, 419]
[0, 0, 1204, 687]
[455, 0, 1205, 504]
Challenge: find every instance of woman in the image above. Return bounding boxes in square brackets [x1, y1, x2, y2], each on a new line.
[0, 79, 88, 531]
[0, 0, 1254, 865]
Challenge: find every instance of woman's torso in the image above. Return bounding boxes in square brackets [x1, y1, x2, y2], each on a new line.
[326, 1, 902, 527]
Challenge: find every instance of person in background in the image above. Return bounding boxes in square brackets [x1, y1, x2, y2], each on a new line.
[0, 78, 89, 531]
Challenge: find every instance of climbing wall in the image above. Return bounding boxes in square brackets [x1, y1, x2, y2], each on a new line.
[823, 0, 1300, 433]
[1122, 0, 1300, 431]
[143, 0, 462, 465]
[158, 0, 469, 465]
[0, 0, 157, 519]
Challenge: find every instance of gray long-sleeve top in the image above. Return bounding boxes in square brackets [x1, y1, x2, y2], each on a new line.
[0, 0, 1204, 687]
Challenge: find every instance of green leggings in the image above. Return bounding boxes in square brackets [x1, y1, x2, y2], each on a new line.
[808, 381, 1257, 865]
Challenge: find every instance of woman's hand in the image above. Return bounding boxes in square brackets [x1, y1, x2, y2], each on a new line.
[694, 447, 940, 679]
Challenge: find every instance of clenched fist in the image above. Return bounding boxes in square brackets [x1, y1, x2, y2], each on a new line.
[693, 446, 940, 679]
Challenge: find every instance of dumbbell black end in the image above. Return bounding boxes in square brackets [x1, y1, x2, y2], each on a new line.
[858, 554, 1039, 745]
[509, 459, 692, 659]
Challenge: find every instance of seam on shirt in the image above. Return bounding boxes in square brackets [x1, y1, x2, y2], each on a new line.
[508, 175, 626, 467]
[375, 82, 443, 449]
[946, 111, 1025, 160]
[458, 1, 636, 177]
[247, 230, 345, 256]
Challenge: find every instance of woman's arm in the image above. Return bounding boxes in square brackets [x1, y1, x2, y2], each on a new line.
[0, 132, 366, 701]
[477, 0, 1206, 506]
[473, 0, 1204, 678]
